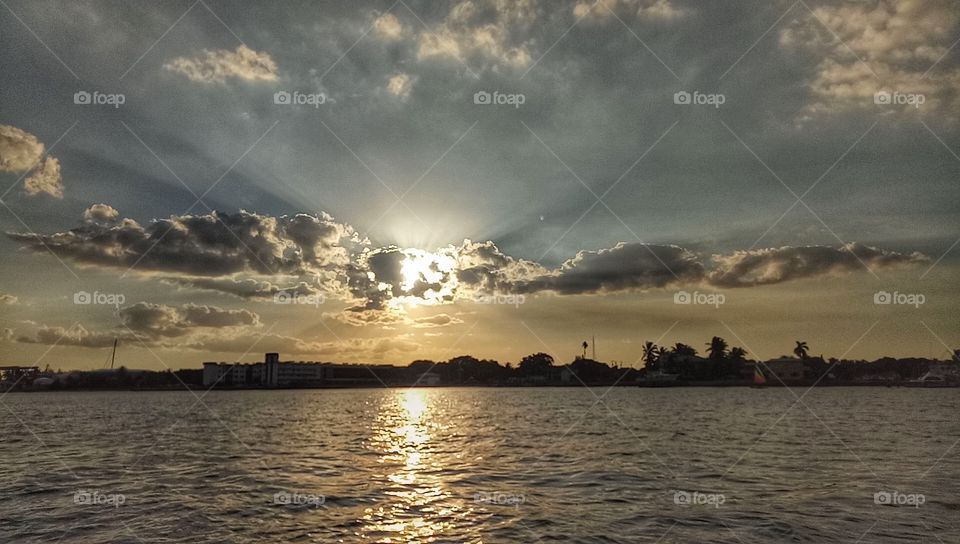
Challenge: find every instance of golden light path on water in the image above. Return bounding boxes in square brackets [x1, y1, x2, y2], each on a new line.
[359, 390, 468, 542]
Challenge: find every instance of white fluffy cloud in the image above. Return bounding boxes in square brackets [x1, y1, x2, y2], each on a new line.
[0, 124, 64, 198]
[373, 12, 404, 39]
[781, 0, 960, 118]
[574, 0, 688, 21]
[164, 45, 279, 83]
[387, 73, 414, 98]
[415, 0, 536, 70]
[23, 156, 63, 198]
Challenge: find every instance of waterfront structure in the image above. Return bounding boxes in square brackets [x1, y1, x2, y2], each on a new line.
[202, 353, 391, 388]
[762, 358, 806, 382]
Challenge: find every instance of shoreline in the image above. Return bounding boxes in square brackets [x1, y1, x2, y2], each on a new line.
[4, 381, 958, 393]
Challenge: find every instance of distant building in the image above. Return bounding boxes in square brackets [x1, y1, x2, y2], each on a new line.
[913, 362, 960, 384]
[762, 358, 805, 382]
[202, 353, 383, 388]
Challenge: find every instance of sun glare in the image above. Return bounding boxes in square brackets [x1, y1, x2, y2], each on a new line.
[394, 248, 457, 307]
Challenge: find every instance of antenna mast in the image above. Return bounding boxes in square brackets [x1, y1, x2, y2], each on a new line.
[592, 335, 596, 360]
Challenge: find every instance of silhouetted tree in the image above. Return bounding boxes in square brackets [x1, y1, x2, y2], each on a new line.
[794, 341, 810, 359]
[519, 353, 555, 376]
[671, 343, 697, 357]
[729, 347, 748, 362]
[642, 342, 660, 368]
[582, 341, 589, 359]
[706, 337, 728, 360]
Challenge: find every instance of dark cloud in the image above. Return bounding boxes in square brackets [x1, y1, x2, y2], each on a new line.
[455, 240, 701, 295]
[161, 276, 322, 299]
[531, 242, 704, 294]
[7, 207, 362, 278]
[708, 243, 929, 287]
[120, 302, 260, 337]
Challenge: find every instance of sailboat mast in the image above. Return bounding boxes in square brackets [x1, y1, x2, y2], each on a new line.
[110, 338, 118, 370]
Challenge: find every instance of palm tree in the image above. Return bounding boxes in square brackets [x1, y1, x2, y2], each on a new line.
[642, 342, 660, 368]
[672, 343, 697, 358]
[794, 341, 809, 359]
[706, 336, 728, 360]
[729, 347, 748, 361]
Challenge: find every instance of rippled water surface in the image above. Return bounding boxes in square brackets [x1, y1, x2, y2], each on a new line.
[2, 388, 958, 543]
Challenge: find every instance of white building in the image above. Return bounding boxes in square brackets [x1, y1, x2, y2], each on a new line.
[203, 352, 282, 387]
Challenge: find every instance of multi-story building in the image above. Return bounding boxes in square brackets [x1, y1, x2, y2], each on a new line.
[202, 353, 386, 388]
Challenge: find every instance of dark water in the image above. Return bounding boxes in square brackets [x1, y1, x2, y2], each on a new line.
[1, 387, 957, 543]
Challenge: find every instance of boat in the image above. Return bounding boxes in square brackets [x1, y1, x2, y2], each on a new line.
[640, 368, 681, 387]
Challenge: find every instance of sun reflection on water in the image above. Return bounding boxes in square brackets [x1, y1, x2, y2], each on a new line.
[360, 389, 464, 542]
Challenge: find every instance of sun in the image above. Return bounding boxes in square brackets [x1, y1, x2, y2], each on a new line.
[394, 248, 457, 306]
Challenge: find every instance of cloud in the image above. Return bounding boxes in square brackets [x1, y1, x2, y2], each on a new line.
[7, 207, 363, 279]
[332, 307, 406, 327]
[415, 0, 536, 70]
[453, 239, 549, 295]
[7, 205, 932, 320]
[574, 0, 688, 21]
[373, 12, 404, 39]
[387, 73, 414, 98]
[0, 124, 44, 172]
[454, 240, 701, 295]
[23, 156, 63, 198]
[0, 328, 13, 342]
[120, 302, 260, 338]
[0, 124, 64, 198]
[164, 45, 279, 83]
[16, 320, 417, 359]
[530, 242, 704, 295]
[708, 243, 929, 287]
[82, 203, 120, 224]
[412, 313, 464, 328]
[0, 292, 17, 304]
[18, 303, 261, 350]
[18, 324, 119, 348]
[162, 276, 321, 299]
[781, 0, 960, 118]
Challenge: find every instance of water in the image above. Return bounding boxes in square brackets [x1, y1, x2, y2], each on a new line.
[1, 387, 957, 543]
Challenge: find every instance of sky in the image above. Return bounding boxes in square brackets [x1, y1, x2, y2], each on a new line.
[0, 0, 958, 370]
